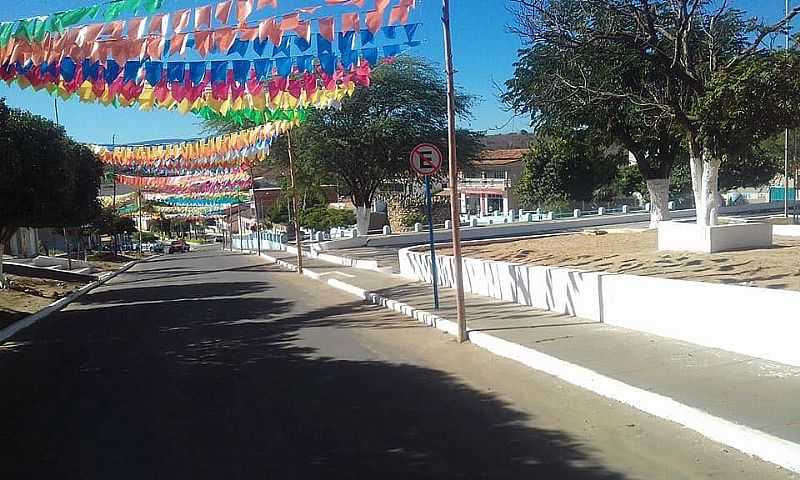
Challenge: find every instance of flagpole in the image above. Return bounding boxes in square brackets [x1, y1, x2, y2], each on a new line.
[442, 0, 467, 343]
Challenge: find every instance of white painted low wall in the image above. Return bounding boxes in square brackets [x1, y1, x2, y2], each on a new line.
[399, 247, 800, 367]
[658, 221, 773, 253]
[31, 256, 91, 270]
[774, 225, 800, 237]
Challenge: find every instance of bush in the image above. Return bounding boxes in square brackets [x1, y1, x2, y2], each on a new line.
[300, 207, 356, 231]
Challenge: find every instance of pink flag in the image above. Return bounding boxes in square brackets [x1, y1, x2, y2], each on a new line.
[216, 1, 233, 24]
[318, 17, 335, 42]
[342, 12, 359, 32]
[236, 0, 253, 23]
[398, 0, 416, 7]
[195, 5, 212, 29]
[173, 9, 191, 33]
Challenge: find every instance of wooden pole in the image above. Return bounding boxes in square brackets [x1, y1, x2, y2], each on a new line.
[286, 131, 304, 274]
[443, 0, 468, 343]
[137, 191, 143, 256]
[249, 166, 262, 255]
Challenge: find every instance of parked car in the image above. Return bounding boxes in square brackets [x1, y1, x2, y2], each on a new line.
[168, 240, 190, 254]
[151, 242, 165, 253]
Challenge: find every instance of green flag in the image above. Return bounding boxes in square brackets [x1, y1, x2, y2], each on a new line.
[58, 8, 90, 28]
[141, 0, 164, 14]
[103, 2, 126, 21]
[0, 23, 13, 48]
[31, 18, 48, 42]
[123, 0, 141, 14]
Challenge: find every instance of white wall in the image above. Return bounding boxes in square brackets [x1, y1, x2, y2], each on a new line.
[399, 246, 800, 367]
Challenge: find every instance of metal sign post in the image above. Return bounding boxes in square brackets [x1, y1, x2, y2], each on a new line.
[411, 143, 444, 310]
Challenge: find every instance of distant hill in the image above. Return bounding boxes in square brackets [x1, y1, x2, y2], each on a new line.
[481, 132, 536, 150]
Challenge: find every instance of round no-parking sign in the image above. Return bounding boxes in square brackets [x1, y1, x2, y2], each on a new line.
[409, 143, 444, 176]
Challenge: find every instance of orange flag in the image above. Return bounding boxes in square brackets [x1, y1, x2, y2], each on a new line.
[170, 32, 189, 56]
[149, 13, 169, 36]
[128, 17, 147, 39]
[103, 20, 126, 39]
[173, 9, 191, 33]
[375, 0, 390, 13]
[342, 12, 359, 32]
[365, 10, 382, 33]
[216, 1, 233, 24]
[146, 36, 164, 60]
[236, 0, 253, 23]
[257, 0, 277, 9]
[239, 26, 258, 41]
[318, 17, 335, 42]
[196, 5, 212, 29]
[294, 20, 311, 42]
[194, 31, 213, 57]
[389, 5, 410, 25]
[280, 12, 299, 31]
[214, 27, 236, 52]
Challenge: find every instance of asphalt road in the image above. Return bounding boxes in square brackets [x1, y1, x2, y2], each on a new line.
[0, 248, 794, 479]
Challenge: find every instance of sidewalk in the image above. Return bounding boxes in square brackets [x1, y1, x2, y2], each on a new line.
[259, 248, 800, 472]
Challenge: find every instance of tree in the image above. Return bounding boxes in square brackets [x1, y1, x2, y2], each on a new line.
[0, 99, 102, 287]
[505, 13, 684, 226]
[208, 57, 484, 235]
[508, 0, 800, 227]
[515, 130, 624, 210]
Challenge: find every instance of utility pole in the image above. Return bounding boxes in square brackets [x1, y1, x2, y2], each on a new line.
[249, 166, 262, 256]
[786, 0, 791, 217]
[287, 131, 304, 273]
[237, 202, 243, 252]
[442, 0, 467, 343]
[137, 191, 143, 256]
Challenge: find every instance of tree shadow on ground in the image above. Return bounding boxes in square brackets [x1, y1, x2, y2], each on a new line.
[0, 260, 628, 480]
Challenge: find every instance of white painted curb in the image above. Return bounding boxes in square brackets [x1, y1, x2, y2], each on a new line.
[0, 256, 157, 343]
[258, 251, 800, 474]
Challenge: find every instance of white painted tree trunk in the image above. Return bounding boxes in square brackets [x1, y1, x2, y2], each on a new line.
[691, 147, 722, 227]
[645, 178, 671, 228]
[355, 206, 371, 236]
[0, 242, 6, 289]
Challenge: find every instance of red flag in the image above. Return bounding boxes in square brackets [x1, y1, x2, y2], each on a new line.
[257, 0, 277, 9]
[236, 0, 253, 23]
[365, 10, 382, 33]
[389, 6, 410, 25]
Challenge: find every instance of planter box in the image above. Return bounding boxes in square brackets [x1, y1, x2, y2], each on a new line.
[657, 221, 773, 253]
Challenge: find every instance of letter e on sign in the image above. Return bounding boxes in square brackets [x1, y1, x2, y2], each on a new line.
[409, 143, 444, 176]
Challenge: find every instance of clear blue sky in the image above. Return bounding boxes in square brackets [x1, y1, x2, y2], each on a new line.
[0, 0, 788, 144]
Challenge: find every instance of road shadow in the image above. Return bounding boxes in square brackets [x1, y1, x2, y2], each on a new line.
[0, 261, 628, 479]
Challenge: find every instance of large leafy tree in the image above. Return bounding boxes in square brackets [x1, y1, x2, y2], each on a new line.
[516, 130, 624, 210]
[0, 99, 102, 286]
[509, 0, 800, 226]
[207, 56, 484, 234]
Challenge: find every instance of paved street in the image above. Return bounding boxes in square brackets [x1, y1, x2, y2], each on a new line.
[0, 248, 794, 479]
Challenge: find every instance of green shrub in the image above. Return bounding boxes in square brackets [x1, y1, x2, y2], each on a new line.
[300, 207, 356, 231]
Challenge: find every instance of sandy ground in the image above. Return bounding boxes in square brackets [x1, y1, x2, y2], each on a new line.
[86, 253, 138, 272]
[448, 229, 800, 291]
[0, 275, 86, 329]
